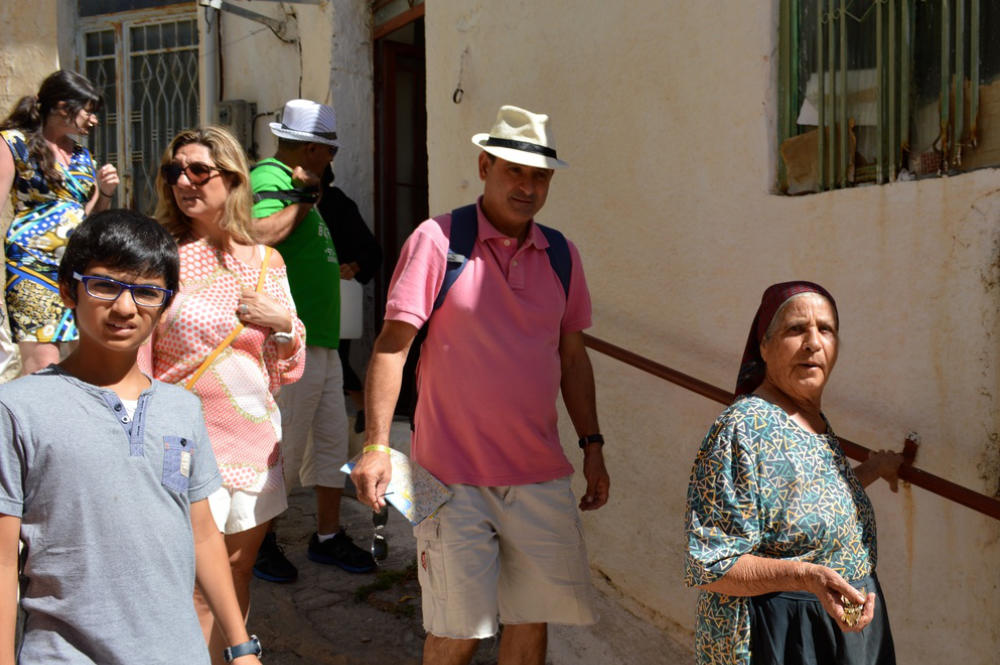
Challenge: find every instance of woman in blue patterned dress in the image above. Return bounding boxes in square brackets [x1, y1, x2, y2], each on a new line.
[685, 282, 902, 665]
[0, 70, 119, 375]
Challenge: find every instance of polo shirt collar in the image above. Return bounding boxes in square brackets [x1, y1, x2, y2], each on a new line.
[475, 196, 549, 250]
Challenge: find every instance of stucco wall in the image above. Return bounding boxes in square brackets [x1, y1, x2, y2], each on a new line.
[0, 1, 59, 117]
[426, 2, 1000, 663]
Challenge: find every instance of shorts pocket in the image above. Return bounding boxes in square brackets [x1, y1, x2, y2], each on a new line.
[414, 517, 447, 600]
[162, 435, 193, 493]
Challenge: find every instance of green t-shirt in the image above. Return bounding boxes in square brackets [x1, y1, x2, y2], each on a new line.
[251, 158, 340, 348]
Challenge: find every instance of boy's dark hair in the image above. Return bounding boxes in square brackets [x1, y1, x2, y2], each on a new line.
[58, 209, 180, 307]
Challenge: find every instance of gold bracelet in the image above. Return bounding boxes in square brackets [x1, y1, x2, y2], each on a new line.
[363, 444, 392, 455]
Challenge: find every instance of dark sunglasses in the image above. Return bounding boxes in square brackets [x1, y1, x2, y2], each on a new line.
[160, 161, 222, 186]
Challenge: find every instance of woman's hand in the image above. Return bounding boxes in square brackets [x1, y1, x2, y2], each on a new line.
[802, 563, 875, 633]
[96, 163, 119, 196]
[340, 262, 360, 280]
[89, 163, 120, 213]
[236, 289, 292, 334]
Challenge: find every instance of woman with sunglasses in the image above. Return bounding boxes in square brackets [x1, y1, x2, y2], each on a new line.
[0, 70, 119, 376]
[148, 126, 304, 663]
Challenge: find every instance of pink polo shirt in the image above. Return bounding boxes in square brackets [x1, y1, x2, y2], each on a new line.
[385, 199, 592, 486]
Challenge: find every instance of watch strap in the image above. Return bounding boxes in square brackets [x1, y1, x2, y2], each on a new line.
[578, 433, 605, 449]
[223, 635, 261, 662]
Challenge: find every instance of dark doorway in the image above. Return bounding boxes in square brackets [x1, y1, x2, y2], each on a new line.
[374, 15, 427, 415]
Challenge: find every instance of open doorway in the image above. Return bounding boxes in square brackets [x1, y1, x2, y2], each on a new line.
[374, 11, 426, 416]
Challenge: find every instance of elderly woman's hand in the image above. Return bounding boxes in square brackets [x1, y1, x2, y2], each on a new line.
[802, 563, 876, 633]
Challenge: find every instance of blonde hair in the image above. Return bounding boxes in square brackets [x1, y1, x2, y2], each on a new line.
[153, 126, 255, 245]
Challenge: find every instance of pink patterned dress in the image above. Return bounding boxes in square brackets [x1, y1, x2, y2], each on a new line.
[151, 238, 305, 493]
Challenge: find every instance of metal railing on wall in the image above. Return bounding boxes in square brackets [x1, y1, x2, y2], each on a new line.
[583, 333, 1000, 521]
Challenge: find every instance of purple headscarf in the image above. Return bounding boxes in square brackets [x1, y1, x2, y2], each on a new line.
[734, 281, 838, 398]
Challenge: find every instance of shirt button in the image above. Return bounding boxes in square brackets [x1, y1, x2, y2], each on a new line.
[512, 260, 518, 267]
[503, 239, 511, 247]
[114, 403, 122, 411]
[121, 416, 130, 424]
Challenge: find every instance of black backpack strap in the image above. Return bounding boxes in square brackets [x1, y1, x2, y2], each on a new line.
[432, 204, 478, 312]
[249, 160, 318, 205]
[537, 223, 572, 298]
[252, 189, 318, 205]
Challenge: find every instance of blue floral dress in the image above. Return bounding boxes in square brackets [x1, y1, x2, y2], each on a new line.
[684, 395, 877, 665]
[2, 129, 96, 342]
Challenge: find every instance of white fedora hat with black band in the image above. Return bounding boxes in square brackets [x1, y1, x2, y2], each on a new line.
[269, 99, 339, 147]
[471, 105, 568, 169]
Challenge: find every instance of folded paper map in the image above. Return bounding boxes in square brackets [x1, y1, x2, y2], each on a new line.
[341, 448, 452, 525]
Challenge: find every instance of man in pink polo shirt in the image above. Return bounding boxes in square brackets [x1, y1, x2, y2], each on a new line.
[353, 105, 610, 665]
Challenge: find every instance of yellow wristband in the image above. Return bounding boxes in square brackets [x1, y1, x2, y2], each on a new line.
[363, 444, 392, 455]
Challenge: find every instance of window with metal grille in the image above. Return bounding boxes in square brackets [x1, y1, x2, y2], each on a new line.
[777, 0, 1000, 194]
[79, 9, 199, 214]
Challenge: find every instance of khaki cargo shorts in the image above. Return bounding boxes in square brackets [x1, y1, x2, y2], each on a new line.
[414, 477, 597, 639]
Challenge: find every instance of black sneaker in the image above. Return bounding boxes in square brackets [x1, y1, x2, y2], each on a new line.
[307, 529, 376, 573]
[253, 532, 298, 583]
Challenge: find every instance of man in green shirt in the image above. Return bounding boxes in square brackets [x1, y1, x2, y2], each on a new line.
[251, 99, 375, 581]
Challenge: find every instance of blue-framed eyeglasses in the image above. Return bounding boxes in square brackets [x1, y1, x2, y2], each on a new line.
[73, 272, 173, 308]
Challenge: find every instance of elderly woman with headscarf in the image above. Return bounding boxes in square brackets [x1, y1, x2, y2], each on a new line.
[685, 281, 903, 665]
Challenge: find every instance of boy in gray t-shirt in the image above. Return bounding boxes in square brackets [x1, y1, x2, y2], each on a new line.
[0, 211, 263, 664]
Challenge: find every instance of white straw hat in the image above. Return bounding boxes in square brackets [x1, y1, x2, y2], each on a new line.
[269, 99, 339, 147]
[471, 105, 568, 169]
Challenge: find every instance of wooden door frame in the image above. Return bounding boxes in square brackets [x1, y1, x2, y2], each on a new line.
[373, 21, 427, 328]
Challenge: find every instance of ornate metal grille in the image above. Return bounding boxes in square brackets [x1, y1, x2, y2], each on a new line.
[82, 29, 118, 204]
[80, 11, 199, 214]
[129, 19, 199, 214]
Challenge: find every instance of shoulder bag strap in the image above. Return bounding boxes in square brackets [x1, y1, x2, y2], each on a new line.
[184, 247, 273, 391]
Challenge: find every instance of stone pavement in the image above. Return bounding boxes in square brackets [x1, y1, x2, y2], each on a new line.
[246, 422, 695, 665]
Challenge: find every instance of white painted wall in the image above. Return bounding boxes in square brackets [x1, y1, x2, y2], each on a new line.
[425, 2, 1000, 663]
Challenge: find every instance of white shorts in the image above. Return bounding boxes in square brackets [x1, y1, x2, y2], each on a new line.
[413, 477, 597, 639]
[278, 345, 349, 490]
[208, 481, 288, 535]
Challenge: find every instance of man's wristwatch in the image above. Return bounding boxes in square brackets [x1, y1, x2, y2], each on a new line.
[223, 635, 262, 662]
[578, 433, 605, 449]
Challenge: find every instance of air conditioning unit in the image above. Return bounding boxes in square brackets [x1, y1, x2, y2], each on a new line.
[215, 99, 257, 153]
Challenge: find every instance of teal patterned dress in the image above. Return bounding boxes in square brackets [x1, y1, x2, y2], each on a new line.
[684, 395, 877, 665]
[2, 129, 96, 343]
